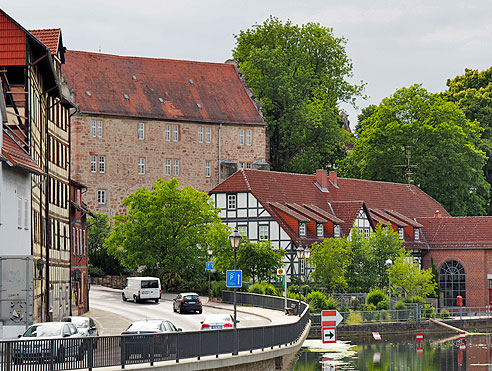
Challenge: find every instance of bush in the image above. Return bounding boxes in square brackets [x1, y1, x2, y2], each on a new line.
[288, 285, 300, 296]
[262, 283, 277, 296]
[339, 305, 350, 313]
[350, 297, 360, 311]
[366, 289, 388, 307]
[211, 281, 227, 298]
[88, 266, 105, 278]
[403, 296, 425, 304]
[249, 282, 263, 294]
[307, 291, 329, 312]
[287, 291, 305, 302]
[393, 300, 408, 311]
[326, 296, 339, 310]
[422, 304, 434, 319]
[440, 309, 450, 319]
[376, 297, 389, 310]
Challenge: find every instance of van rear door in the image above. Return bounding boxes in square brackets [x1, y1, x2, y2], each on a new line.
[140, 279, 160, 298]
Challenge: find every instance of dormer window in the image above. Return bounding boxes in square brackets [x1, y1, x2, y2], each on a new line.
[334, 224, 341, 238]
[399, 227, 404, 240]
[299, 222, 306, 236]
[414, 228, 420, 241]
[316, 223, 324, 238]
[227, 194, 236, 210]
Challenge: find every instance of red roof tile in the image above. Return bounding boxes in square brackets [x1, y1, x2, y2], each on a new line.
[370, 208, 408, 227]
[29, 29, 60, 54]
[1, 131, 43, 174]
[384, 209, 423, 228]
[63, 50, 265, 125]
[303, 204, 345, 224]
[286, 203, 330, 223]
[269, 202, 310, 222]
[330, 201, 367, 236]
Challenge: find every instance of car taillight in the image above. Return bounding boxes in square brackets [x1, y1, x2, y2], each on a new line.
[138, 290, 140, 297]
[224, 323, 233, 327]
[198, 298, 201, 303]
[181, 298, 185, 303]
[121, 332, 127, 335]
[160, 290, 162, 295]
[201, 324, 210, 329]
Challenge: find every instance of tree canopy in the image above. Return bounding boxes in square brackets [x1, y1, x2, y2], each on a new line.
[391, 257, 437, 298]
[104, 178, 229, 291]
[233, 16, 364, 172]
[341, 84, 489, 216]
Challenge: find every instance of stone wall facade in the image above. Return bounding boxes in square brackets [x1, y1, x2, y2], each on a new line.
[71, 114, 268, 217]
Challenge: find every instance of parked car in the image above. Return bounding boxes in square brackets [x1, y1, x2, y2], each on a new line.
[62, 316, 99, 337]
[122, 276, 161, 303]
[173, 292, 202, 314]
[13, 322, 85, 364]
[121, 319, 181, 360]
[200, 314, 239, 330]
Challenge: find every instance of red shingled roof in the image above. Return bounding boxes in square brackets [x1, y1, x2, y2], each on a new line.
[1, 131, 43, 174]
[63, 50, 265, 125]
[29, 29, 60, 54]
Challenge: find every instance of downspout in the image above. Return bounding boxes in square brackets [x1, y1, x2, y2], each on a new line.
[218, 123, 222, 184]
[44, 95, 50, 322]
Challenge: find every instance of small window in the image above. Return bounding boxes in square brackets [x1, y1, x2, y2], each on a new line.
[238, 225, 247, 236]
[198, 127, 204, 143]
[165, 125, 171, 141]
[97, 121, 103, 138]
[97, 190, 107, 205]
[399, 227, 404, 240]
[359, 227, 370, 238]
[173, 159, 179, 176]
[239, 129, 245, 145]
[99, 156, 105, 173]
[138, 123, 145, 140]
[165, 159, 171, 175]
[90, 155, 97, 172]
[316, 223, 323, 237]
[259, 225, 269, 240]
[299, 222, 306, 236]
[24, 199, 29, 229]
[414, 228, 420, 241]
[246, 163, 252, 169]
[227, 194, 236, 210]
[91, 120, 97, 137]
[173, 125, 179, 141]
[239, 162, 244, 169]
[334, 224, 341, 238]
[206, 127, 212, 143]
[138, 158, 146, 174]
[205, 160, 211, 177]
[17, 197, 22, 229]
[246, 129, 252, 145]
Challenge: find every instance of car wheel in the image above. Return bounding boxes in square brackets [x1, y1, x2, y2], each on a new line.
[122, 293, 127, 301]
[198, 309, 202, 314]
[57, 346, 65, 363]
[133, 295, 138, 303]
[155, 298, 159, 304]
[173, 305, 177, 312]
[178, 306, 183, 314]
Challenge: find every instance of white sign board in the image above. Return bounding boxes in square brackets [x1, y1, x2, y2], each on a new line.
[321, 310, 343, 327]
[322, 327, 337, 344]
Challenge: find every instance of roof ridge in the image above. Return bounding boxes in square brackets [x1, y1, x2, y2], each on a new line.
[240, 169, 251, 191]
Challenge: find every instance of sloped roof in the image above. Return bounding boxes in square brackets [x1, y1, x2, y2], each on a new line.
[29, 28, 60, 54]
[303, 204, 345, 224]
[63, 50, 265, 125]
[370, 208, 408, 227]
[330, 201, 367, 236]
[286, 203, 330, 223]
[384, 209, 423, 228]
[1, 131, 43, 174]
[269, 202, 310, 222]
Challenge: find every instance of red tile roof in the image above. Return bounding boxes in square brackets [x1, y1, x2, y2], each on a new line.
[303, 204, 345, 224]
[1, 131, 43, 174]
[29, 29, 60, 54]
[269, 202, 310, 222]
[384, 209, 423, 228]
[63, 50, 265, 125]
[330, 201, 367, 236]
[286, 203, 330, 223]
[370, 208, 408, 227]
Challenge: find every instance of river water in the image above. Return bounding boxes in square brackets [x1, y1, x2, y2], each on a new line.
[294, 333, 492, 370]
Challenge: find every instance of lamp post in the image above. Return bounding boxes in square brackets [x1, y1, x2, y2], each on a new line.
[304, 247, 310, 302]
[229, 228, 242, 355]
[296, 245, 305, 317]
[207, 248, 213, 302]
[385, 258, 392, 309]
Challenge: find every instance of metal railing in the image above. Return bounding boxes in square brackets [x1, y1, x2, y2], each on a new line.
[437, 306, 492, 320]
[0, 293, 310, 370]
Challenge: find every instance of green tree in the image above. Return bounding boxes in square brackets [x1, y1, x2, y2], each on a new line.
[104, 178, 229, 291]
[341, 84, 489, 216]
[391, 256, 437, 298]
[310, 238, 350, 293]
[442, 67, 492, 214]
[237, 239, 285, 283]
[87, 212, 127, 276]
[345, 228, 375, 292]
[233, 16, 364, 172]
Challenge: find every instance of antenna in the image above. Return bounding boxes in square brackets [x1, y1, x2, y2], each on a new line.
[394, 146, 417, 185]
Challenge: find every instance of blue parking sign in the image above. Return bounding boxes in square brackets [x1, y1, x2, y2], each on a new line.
[226, 270, 242, 288]
[206, 261, 214, 271]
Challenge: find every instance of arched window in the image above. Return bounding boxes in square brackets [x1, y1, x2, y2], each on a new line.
[439, 260, 466, 307]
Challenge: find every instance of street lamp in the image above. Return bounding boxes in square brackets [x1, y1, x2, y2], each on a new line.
[296, 245, 305, 317]
[304, 247, 310, 302]
[385, 258, 392, 309]
[207, 248, 213, 302]
[229, 228, 242, 355]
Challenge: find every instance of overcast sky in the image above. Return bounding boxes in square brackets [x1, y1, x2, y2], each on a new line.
[4, 1, 492, 128]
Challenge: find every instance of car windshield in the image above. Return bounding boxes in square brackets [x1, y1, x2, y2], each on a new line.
[126, 321, 160, 332]
[23, 324, 62, 337]
[63, 317, 89, 329]
[204, 314, 231, 323]
[184, 295, 199, 301]
[141, 280, 159, 288]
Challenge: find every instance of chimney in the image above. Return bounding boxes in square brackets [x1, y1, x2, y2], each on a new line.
[329, 171, 338, 186]
[316, 169, 329, 189]
[434, 210, 441, 218]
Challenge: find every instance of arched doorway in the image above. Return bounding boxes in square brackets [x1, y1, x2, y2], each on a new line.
[439, 260, 466, 307]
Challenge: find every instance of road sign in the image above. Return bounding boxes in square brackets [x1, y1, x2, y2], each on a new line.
[321, 310, 343, 327]
[226, 270, 242, 288]
[206, 261, 214, 271]
[322, 358, 336, 371]
[322, 327, 336, 344]
[277, 268, 285, 275]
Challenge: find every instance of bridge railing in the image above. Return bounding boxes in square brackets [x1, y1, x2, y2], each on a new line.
[0, 293, 309, 370]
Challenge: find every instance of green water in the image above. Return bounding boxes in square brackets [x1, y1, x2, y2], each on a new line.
[294, 334, 492, 370]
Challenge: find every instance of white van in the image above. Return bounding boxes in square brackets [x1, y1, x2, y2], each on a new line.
[122, 277, 161, 303]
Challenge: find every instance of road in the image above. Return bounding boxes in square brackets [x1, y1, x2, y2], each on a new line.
[88, 285, 273, 335]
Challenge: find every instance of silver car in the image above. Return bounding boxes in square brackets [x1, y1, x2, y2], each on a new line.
[200, 314, 239, 330]
[62, 316, 99, 337]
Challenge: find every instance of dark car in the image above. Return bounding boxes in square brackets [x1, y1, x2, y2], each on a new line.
[173, 292, 202, 314]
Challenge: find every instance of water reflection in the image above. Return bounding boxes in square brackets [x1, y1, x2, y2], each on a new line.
[295, 334, 492, 370]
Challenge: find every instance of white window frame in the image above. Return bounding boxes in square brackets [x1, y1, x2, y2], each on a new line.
[138, 122, 145, 140]
[399, 227, 404, 240]
[316, 223, 324, 237]
[138, 158, 146, 174]
[198, 127, 204, 143]
[173, 125, 179, 142]
[238, 225, 247, 236]
[205, 160, 211, 177]
[246, 163, 252, 169]
[90, 155, 97, 172]
[91, 120, 97, 137]
[99, 156, 105, 173]
[24, 199, 29, 229]
[97, 120, 103, 138]
[414, 228, 420, 241]
[165, 125, 171, 141]
[97, 190, 107, 205]
[173, 159, 179, 176]
[165, 159, 171, 175]
[239, 162, 244, 169]
[239, 129, 245, 145]
[246, 129, 252, 145]
[334, 224, 341, 238]
[259, 225, 269, 240]
[299, 222, 306, 236]
[72, 226, 76, 256]
[17, 197, 23, 229]
[206, 127, 212, 143]
[227, 194, 236, 210]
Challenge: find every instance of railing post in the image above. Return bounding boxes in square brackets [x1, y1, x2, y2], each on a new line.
[87, 337, 94, 371]
[176, 332, 180, 363]
[121, 336, 126, 369]
[6, 341, 11, 371]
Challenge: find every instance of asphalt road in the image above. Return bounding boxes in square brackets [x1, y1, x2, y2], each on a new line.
[87, 285, 273, 335]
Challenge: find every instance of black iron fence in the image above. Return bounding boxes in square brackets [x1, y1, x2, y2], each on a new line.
[0, 293, 309, 370]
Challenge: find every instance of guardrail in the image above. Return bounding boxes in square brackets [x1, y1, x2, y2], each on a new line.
[0, 293, 310, 370]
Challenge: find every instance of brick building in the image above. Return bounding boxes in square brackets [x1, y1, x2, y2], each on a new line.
[210, 169, 492, 308]
[62, 51, 268, 217]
